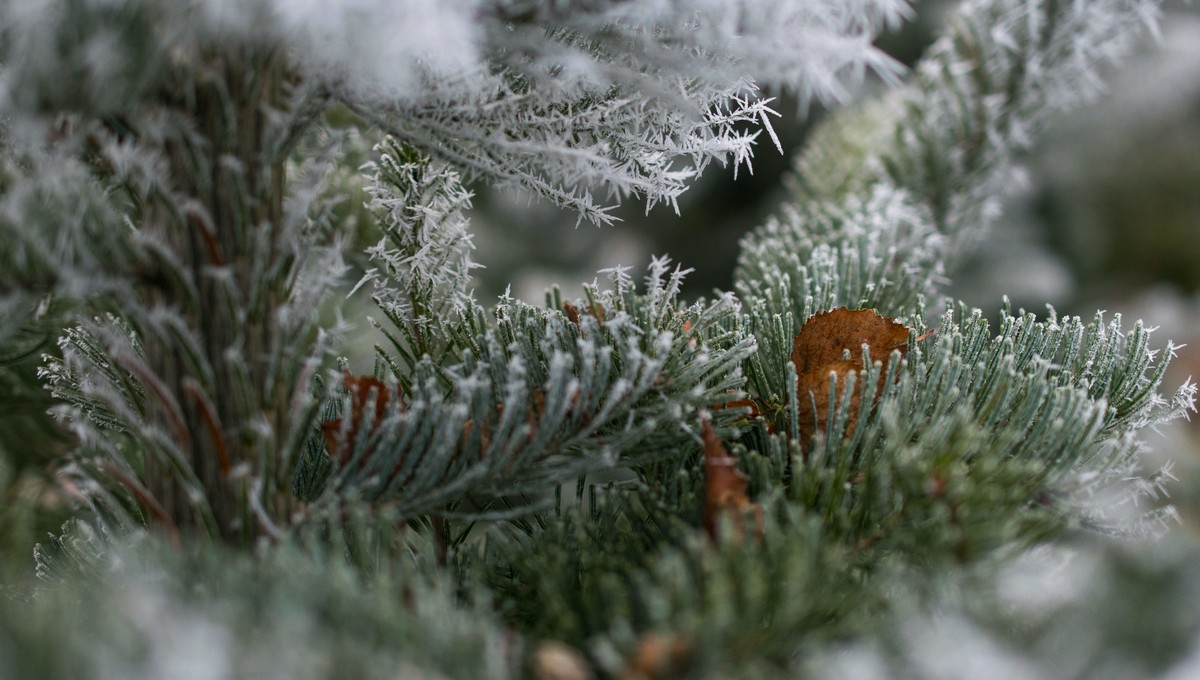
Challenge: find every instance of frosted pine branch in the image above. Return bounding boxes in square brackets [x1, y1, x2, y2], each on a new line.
[2, 0, 910, 226]
[359, 139, 479, 359]
[355, 81, 786, 225]
[307, 261, 754, 519]
[730, 0, 1184, 550]
[739, 0, 1164, 321]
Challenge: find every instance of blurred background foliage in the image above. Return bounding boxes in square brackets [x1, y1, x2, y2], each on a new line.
[0, 305, 76, 581]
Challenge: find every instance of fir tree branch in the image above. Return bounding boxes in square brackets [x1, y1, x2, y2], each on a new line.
[309, 260, 754, 521]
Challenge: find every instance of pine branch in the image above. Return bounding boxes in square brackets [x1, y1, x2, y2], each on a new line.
[328, 0, 909, 224]
[308, 260, 754, 520]
[737, 0, 1162, 321]
[357, 139, 480, 363]
[729, 4, 1184, 547]
[476, 301, 1193, 673]
[30, 43, 348, 543]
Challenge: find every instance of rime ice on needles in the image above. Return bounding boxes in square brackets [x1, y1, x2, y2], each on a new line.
[1, 0, 908, 226]
[880, 0, 1162, 253]
[359, 139, 479, 356]
[328, 0, 910, 224]
[314, 259, 754, 518]
[737, 183, 944, 323]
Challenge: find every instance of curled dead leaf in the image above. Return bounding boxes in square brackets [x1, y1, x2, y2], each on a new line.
[791, 307, 917, 455]
[563, 302, 582, 327]
[562, 301, 607, 328]
[701, 420, 763, 542]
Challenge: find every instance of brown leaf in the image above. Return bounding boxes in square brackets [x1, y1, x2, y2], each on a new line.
[701, 420, 763, 542]
[531, 641, 593, 680]
[321, 370, 391, 465]
[562, 301, 607, 327]
[791, 307, 913, 455]
[717, 397, 761, 415]
[617, 633, 692, 680]
[563, 302, 582, 327]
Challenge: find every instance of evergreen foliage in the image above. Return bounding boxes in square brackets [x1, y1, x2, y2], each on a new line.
[0, 0, 1196, 678]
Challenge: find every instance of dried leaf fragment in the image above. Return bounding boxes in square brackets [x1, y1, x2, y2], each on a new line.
[701, 420, 763, 542]
[618, 633, 692, 680]
[562, 301, 582, 327]
[715, 395, 777, 432]
[562, 301, 607, 328]
[321, 370, 391, 465]
[791, 307, 914, 453]
[532, 641, 593, 680]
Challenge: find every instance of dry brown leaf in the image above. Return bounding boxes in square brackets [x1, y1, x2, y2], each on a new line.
[617, 633, 692, 680]
[717, 397, 761, 416]
[562, 301, 582, 327]
[531, 641, 593, 680]
[791, 307, 914, 455]
[321, 370, 391, 465]
[562, 301, 607, 328]
[701, 420, 763, 542]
